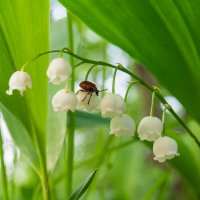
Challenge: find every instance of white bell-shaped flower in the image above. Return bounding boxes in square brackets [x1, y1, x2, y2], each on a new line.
[110, 114, 135, 137]
[153, 136, 180, 162]
[138, 116, 163, 141]
[6, 71, 32, 96]
[76, 90, 99, 112]
[47, 58, 72, 85]
[52, 89, 78, 112]
[99, 93, 126, 118]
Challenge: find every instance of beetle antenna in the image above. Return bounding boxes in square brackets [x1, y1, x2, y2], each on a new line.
[98, 89, 108, 92]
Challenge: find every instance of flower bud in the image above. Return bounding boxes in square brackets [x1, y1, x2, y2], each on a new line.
[99, 93, 126, 118]
[76, 90, 99, 112]
[110, 114, 135, 137]
[47, 58, 72, 85]
[52, 89, 78, 112]
[138, 116, 163, 141]
[6, 71, 32, 96]
[153, 136, 180, 162]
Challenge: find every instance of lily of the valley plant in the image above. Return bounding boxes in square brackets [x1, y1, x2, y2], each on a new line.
[5, 48, 184, 164]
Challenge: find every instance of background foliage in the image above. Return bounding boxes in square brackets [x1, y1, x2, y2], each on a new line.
[0, 0, 200, 199]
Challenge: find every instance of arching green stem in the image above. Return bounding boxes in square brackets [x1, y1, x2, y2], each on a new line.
[18, 48, 200, 148]
[124, 81, 140, 102]
[85, 64, 98, 81]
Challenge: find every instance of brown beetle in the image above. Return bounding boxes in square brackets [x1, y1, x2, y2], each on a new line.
[76, 81, 107, 104]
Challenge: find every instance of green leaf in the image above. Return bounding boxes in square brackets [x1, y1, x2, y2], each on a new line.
[0, 1, 49, 171]
[0, 104, 39, 172]
[59, 0, 200, 123]
[167, 131, 200, 195]
[68, 169, 97, 200]
[72, 110, 110, 128]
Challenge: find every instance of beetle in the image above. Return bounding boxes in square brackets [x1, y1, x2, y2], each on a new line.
[76, 80, 107, 104]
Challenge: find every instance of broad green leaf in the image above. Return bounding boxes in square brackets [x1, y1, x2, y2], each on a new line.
[68, 169, 97, 200]
[0, 104, 39, 172]
[59, 0, 200, 124]
[0, 0, 49, 171]
[167, 131, 200, 195]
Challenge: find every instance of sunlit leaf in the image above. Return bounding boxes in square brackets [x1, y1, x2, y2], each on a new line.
[0, 0, 49, 171]
[60, 0, 200, 124]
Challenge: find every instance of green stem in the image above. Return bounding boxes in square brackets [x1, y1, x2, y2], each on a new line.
[85, 64, 97, 81]
[0, 115, 9, 200]
[41, 174, 50, 200]
[18, 48, 200, 148]
[150, 91, 156, 116]
[102, 66, 106, 89]
[124, 81, 140, 102]
[112, 66, 118, 93]
[66, 12, 75, 197]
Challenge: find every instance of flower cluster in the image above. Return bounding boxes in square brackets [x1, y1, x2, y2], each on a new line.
[6, 55, 179, 163]
[138, 116, 179, 162]
[100, 93, 135, 137]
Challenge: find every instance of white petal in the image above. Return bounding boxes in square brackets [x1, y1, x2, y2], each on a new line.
[99, 93, 126, 118]
[138, 116, 163, 141]
[110, 114, 135, 137]
[153, 136, 179, 162]
[52, 89, 78, 112]
[47, 58, 72, 85]
[6, 71, 32, 96]
[6, 89, 13, 95]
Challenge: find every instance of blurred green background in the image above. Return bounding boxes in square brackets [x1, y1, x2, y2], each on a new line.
[0, 0, 200, 200]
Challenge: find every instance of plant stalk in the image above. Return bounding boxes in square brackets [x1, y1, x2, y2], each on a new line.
[66, 12, 75, 197]
[0, 114, 9, 200]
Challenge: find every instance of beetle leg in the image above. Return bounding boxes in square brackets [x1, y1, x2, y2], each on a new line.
[75, 89, 85, 95]
[82, 92, 91, 102]
[88, 93, 93, 105]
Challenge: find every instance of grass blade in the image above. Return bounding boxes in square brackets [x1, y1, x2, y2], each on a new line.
[68, 169, 97, 200]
